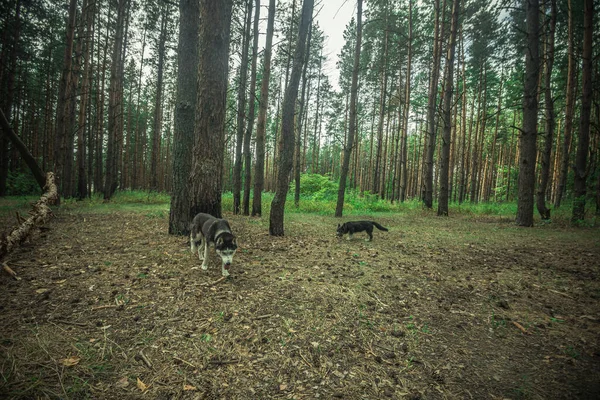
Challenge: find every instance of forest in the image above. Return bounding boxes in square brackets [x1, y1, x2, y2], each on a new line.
[1, 0, 600, 399]
[0, 0, 598, 229]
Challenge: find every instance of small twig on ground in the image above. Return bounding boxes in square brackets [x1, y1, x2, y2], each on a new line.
[532, 284, 574, 299]
[200, 276, 226, 287]
[2, 262, 21, 280]
[299, 351, 313, 369]
[512, 321, 530, 334]
[135, 350, 153, 369]
[208, 359, 240, 365]
[53, 319, 88, 327]
[173, 356, 197, 369]
[91, 304, 117, 311]
[254, 314, 273, 320]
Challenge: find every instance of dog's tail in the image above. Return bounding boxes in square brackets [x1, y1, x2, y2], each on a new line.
[372, 222, 389, 231]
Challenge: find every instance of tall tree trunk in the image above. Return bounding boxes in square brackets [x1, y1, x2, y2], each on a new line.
[269, 0, 314, 236]
[294, 21, 313, 207]
[0, 0, 21, 196]
[104, 0, 127, 200]
[399, 0, 412, 203]
[555, 0, 575, 208]
[233, 0, 253, 214]
[243, 0, 260, 215]
[336, 0, 362, 217]
[169, 0, 200, 235]
[516, 0, 540, 227]
[150, 7, 168, 192]
[54, 0, 77, 201]
[132, 24, 146, 190]
[252, 0, 275, 217]
[437, 0, 459, 216]
[572, 0, 593, 223]
[373, 15, 389, 196]
[423, 0, 442, 208]
[536, 0, 556, 220]
[76, 0, 94, 200]
[189, 0, 233, 219]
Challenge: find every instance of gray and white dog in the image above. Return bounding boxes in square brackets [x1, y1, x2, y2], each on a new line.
[190, 213, 238, 277]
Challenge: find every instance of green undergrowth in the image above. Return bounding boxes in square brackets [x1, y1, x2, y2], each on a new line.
[0, 187, 595, 228]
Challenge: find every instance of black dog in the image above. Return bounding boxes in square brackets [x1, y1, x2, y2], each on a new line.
[336, 221, 389, 241]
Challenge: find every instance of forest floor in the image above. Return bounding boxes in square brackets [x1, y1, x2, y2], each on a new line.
[1, 200, 599, 399]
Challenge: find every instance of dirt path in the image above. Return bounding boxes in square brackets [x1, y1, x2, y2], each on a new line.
[1, 210, 599, 399]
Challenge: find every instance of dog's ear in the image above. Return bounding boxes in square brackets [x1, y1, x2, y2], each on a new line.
[232, 237, 237, 246]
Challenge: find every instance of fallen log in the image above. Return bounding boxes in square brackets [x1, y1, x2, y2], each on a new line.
[0, 172, 58, 263]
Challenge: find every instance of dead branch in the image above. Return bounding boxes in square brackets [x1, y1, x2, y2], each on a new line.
[200, 276, 227, 287]
[135, 350, 153, 369]
[0, 172, 58, 262]
[512, 321, 530, 335]
[2, 262, 21, 280]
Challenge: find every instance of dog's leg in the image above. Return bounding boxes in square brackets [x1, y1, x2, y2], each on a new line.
[190, 232, 198, 254]
[198, 236, 205, 261]
[221, 263, 230, 277]
[347, 232, 353, 241]
[201, 241, 209, 270]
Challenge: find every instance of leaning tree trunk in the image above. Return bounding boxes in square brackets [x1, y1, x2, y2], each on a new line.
[189, 0, 233, 219]
[233, 0, 252, 215]
[335, 0, 362, 217]
[536, 0, 556, 220]
[571, 0, 593, 223]
[169, 0, 200, 235]
[252, 0, 275, 217]
[516, 0, 540, 227]
[242, 0, 260, 216]
[437, 0, 460, 216]
[269, 0, 314, 236]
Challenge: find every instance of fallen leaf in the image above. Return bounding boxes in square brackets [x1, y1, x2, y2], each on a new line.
[54, 279, 67, 284]
[137, 377, 148, 392]
[116, 377, 129, 388]
[279, 384, 288, 391]
[61, 356, 80, 366]
[36, 288, 49, 294]
[183, 384, 197, 391]
[311, 341, 320, 348]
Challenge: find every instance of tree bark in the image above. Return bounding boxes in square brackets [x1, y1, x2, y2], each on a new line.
[555, 0, 575, 208]
[335, 0, 362, 217]
[150, 7, 168, 192]
[295, 21, 313, 207]
[571, 0, 593, 223]
[54, 0, 77, 200]
[233, 0, 253, 214]
[169, 0, 200, 235]
[536, 0, 556, 220]
[399, 0, 412, 203]
[189, 0, 233, 219]
[423, 0, 442, 208]
[437, 0, 460, 216]
[104, 0, 127, 200]
[269, 0, 314, 236]
[243, 0, 260, 216]
[252, 0, 275, 217]
[516, 0, 540, 227]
